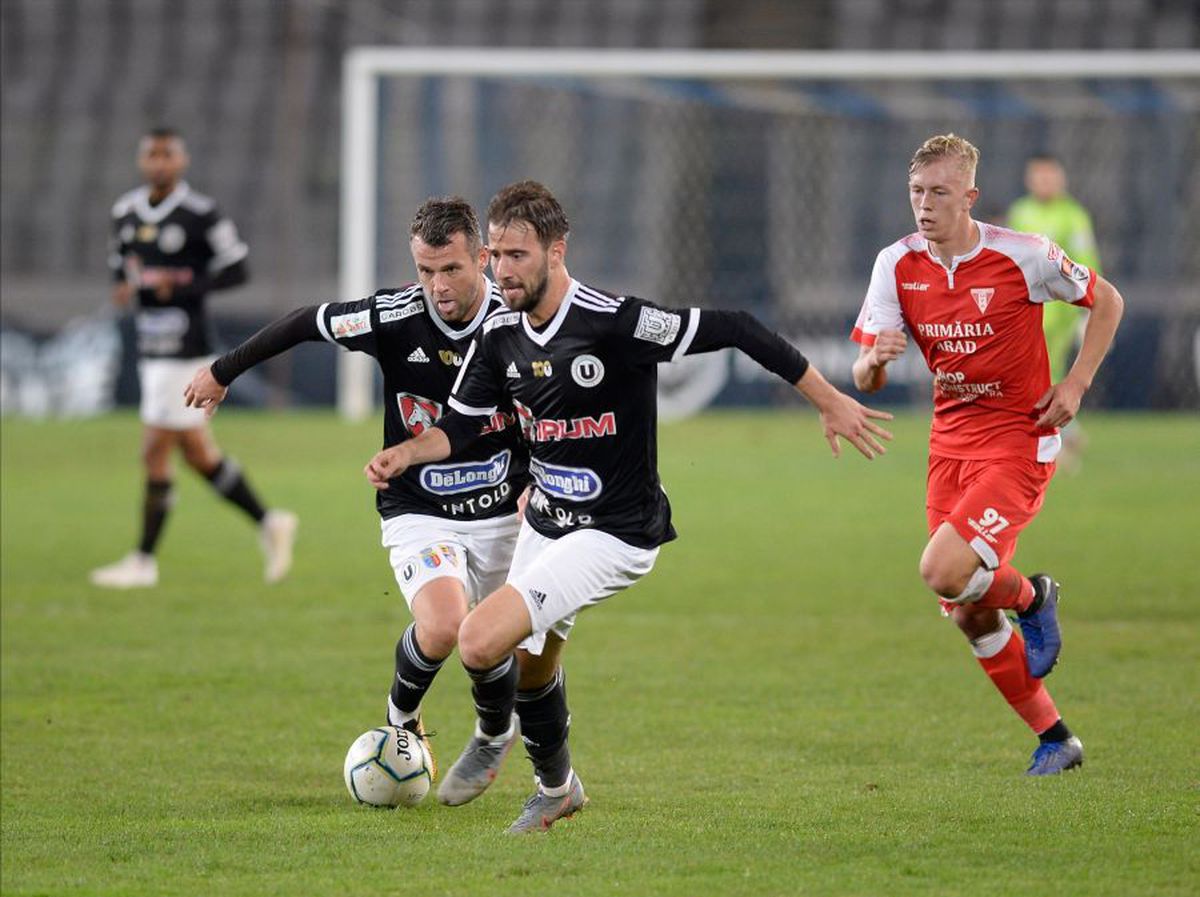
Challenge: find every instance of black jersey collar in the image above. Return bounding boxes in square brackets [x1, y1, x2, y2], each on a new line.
[425, 276, 497, 341]
[521, 278, 580, 347]
[133, 182, 191, 224]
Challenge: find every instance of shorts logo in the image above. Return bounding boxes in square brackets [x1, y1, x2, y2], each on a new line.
[419, 450, 512, 496]
[379, 302, 424, 323]
[633, 306, 681, 346]
[970, 288, 994, 313]
[331, 310, 372, 339]
[529, 589, 547, 609]
[570, 354, 605, 387]
[967, 507, 1011, 544]
[401, 561, 417, 583]
[529, 458, 603, 501]
[157, 223, 186, 254]
[420, 544, 459, 570]
[397, 392, 443, 436]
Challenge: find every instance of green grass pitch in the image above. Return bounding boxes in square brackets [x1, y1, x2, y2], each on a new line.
[2, 409, 1197, 896]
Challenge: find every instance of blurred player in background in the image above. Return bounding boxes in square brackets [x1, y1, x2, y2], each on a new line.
[185, 198, 529, 795]
[1007, 153, 1103, 471]
[365, 180, 893, 832]
[851, 135, 1123, 775]
[91, 127, 296, 589]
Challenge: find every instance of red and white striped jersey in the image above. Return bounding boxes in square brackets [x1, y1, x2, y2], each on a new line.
[851, 222, 1095, 462]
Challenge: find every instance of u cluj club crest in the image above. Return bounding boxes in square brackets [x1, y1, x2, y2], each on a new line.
[396, 392, 443, 436]
[970, 288, 994, 313]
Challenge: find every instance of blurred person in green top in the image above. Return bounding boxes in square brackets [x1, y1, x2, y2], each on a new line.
[1008, 154, 1102, 470]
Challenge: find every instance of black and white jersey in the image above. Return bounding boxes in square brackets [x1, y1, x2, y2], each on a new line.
[448, 280, 706, 549]
[109, 182, 248, 359]
[319, 280, 528, 522]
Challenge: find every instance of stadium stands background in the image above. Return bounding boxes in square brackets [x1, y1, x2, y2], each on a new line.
[2, 0, 1197, 411]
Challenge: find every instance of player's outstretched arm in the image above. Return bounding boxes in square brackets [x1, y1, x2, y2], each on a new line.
[852, 329, 907, 393]
[183, 305, 324, 415]
[364, 428, 453, 490]
[679, 308, 892, 459]
[1034, 277, 1124, 429]
[795, 365, 894, 460]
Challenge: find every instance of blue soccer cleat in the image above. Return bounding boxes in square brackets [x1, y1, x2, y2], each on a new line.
[1018, 574, 1062, 678]
[1026, 736, 1084, 776]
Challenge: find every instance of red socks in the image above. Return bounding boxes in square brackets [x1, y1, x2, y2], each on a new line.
[975, 564, 1035, 612]
[972, 621, 1060, 734]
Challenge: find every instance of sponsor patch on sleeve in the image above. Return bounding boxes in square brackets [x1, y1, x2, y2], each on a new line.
[1059, 254, 1090, 283]
[331, 309, 372, 339]
[633, 306, 681, 346]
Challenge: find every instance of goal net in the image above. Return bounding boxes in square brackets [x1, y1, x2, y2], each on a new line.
[339, 50, 1200, 419]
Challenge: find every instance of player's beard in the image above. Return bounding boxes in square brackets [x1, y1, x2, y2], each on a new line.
[504, 259, 549, 314]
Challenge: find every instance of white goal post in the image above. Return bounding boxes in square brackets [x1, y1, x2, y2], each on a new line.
[338, 48, 1200, 420]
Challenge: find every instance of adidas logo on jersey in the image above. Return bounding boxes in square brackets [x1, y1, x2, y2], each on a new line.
[407, 347, 430, 363]
[506, 362, 521, 379]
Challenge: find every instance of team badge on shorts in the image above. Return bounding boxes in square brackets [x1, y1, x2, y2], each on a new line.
[419, 544, 460, 570]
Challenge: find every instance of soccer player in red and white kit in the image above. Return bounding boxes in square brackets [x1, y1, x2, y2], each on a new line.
[851, 135, 1124, 775]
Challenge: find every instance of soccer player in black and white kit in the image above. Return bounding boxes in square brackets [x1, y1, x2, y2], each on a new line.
[91, 128, 297, 589]
[365, 181, 894, 832]
[185, 198, 530, 793]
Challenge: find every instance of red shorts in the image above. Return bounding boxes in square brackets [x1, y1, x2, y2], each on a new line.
[926, 454, 1055, 571]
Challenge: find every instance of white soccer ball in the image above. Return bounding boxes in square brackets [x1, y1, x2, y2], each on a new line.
[343, 726, 432, 808]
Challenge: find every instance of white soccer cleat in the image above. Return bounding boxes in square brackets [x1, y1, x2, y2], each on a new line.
[89, 552, 158, 589]
[260, 510, 298, 583]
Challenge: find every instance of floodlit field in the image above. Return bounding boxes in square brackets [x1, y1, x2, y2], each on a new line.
[2, 409, 1196, 896]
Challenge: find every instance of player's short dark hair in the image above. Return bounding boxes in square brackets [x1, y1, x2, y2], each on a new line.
[1026, 151, 1061, 165]
[410, 196, 482, 250]
[144, 126, 183, 142]
[487, 180, 569, 247]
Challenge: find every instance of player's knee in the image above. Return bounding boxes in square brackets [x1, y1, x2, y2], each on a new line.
[919, 553, 974, 599]
[457, 616, 501, 670]
[141, 439, 170, 469]
[415, 614, 462, 660]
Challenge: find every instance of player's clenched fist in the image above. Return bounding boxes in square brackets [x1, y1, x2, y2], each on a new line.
[364, 446, 410, 490]
[868, 328, 908, 365]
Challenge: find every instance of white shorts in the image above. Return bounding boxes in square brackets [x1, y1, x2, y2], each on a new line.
[507, 524, 659, 655]
[382, 512, 521, 609]
[138, 357, 214, 430]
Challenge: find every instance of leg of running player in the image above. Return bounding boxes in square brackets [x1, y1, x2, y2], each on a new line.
[179, 425, 297, 582]
[390, 574, 518, 746]
[514, 635, 573, 793]
[387, 577, 468, 732]
[141, 425, 178, 554]
[89, 425, 176, 588]
[920, 524, 1080, 774]
[459, 588, 585, 830]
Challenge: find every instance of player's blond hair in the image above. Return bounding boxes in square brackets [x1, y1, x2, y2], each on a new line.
[909, 134, 980, 181]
